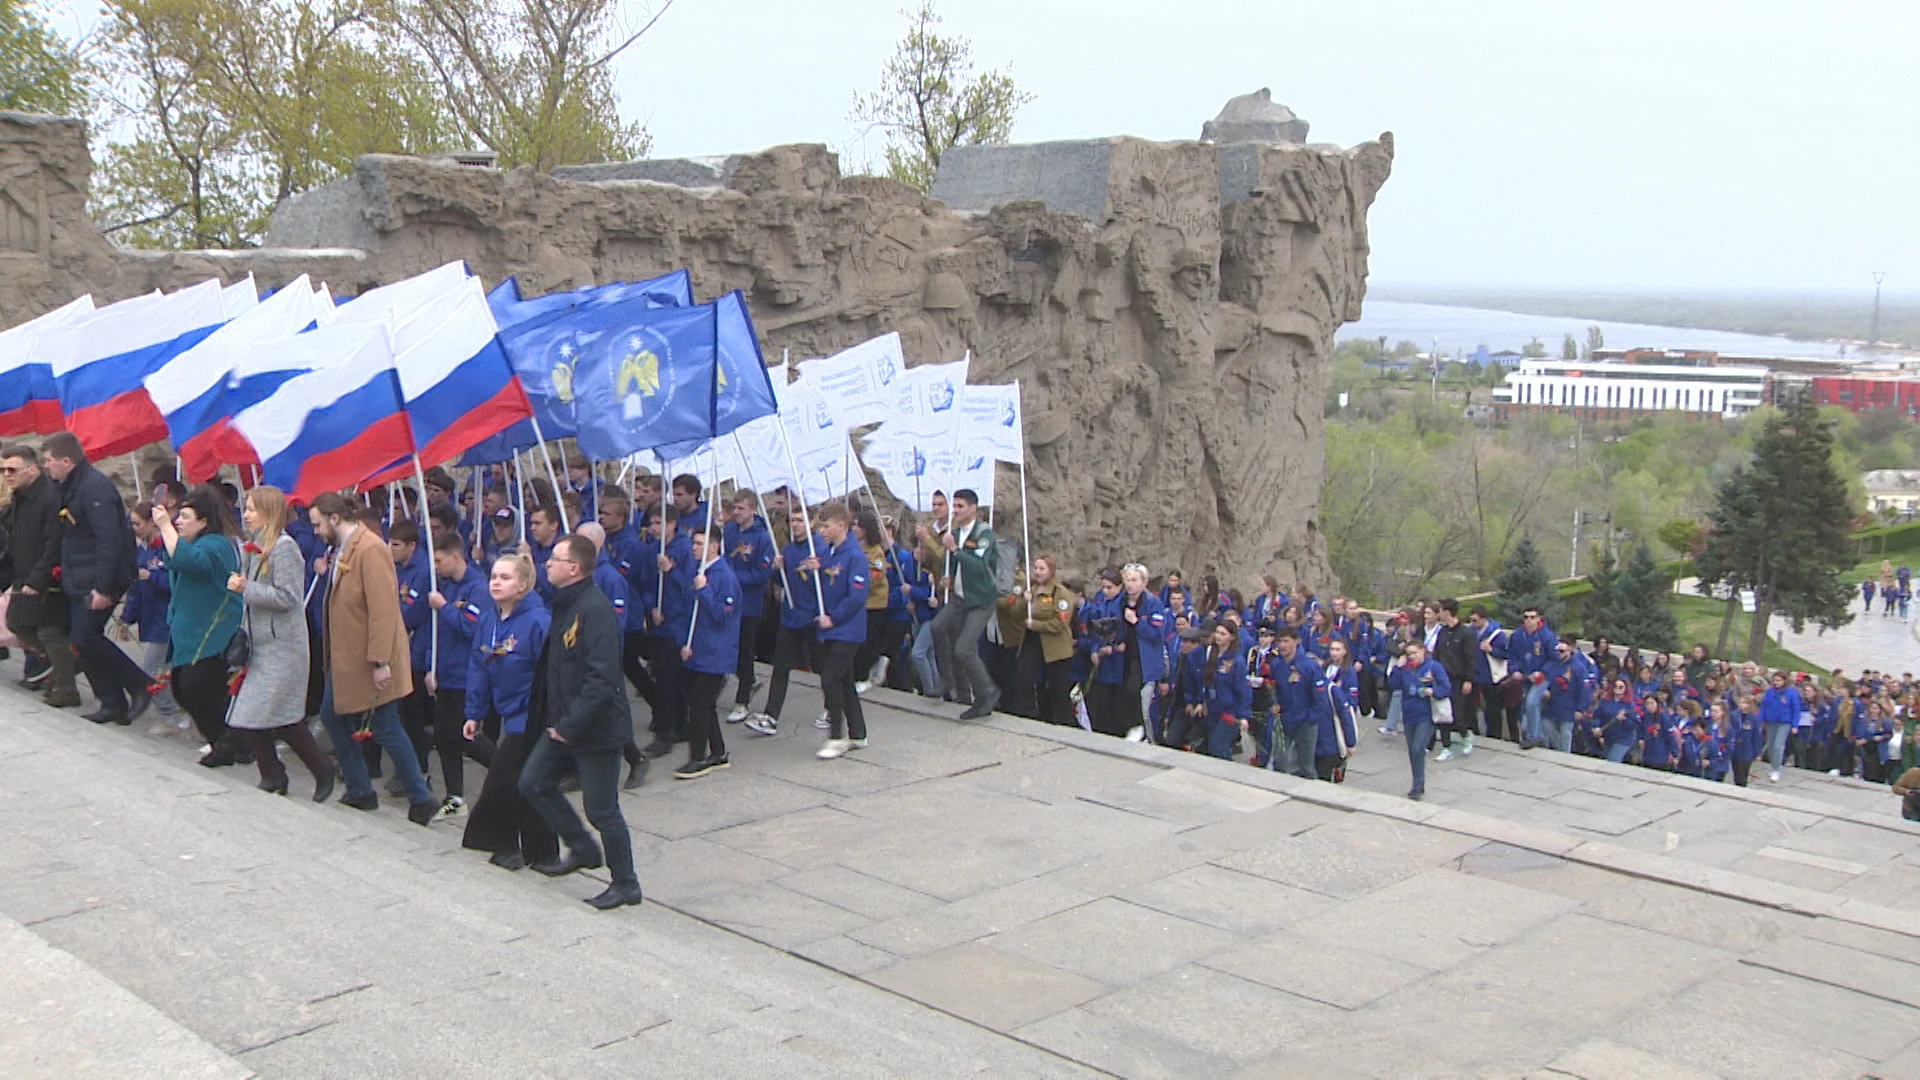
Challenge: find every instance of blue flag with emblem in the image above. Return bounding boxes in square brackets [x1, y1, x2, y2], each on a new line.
[650, 289, 778, 461]
[566, 298, 719, 461]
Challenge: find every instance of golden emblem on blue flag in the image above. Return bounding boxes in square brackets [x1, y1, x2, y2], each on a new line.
[617, 344, 661, 399]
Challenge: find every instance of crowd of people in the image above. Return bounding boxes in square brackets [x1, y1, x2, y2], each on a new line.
[4, 431, 1918, 923]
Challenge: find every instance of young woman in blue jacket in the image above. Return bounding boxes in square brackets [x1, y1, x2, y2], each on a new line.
[1181, 620, 1249, 760]
[1757, 671, 1800, 783]
[1316, 637, 1361, 782]
[678, 529, 742, 777]
[460, 553, 555, 871]
[1637, 695, 1678, 771]
[1590, 677, 1638, 764]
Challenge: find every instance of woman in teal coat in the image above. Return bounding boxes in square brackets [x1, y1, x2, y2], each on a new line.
[151, 486, 244, 767]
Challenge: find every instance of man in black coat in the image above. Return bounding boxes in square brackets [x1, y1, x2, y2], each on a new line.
[517, 534, 642, 910]
[2, 443, 79, 706]
[41, 433, 148, 721]
[1432, 599, 1478, 760]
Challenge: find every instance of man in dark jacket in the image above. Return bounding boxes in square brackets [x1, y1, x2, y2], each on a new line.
[41, 432, 149, 722]
[2, 444, 79, 706]
[518, 534, 642, 910]
[1432, 599, 1477, 760]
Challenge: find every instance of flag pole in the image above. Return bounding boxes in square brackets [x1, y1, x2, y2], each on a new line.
[774, 418, 826, 611]
[732, 431, 792, 606]
[1017, 379, 1032, 625]
[512, 454, 528, 545]
[411, 456, 439, 680]
[527, 414, 569, 532]
[851, 441, 918, 635]
[657, 455, 674, 620]
[687, 444, 719, 650]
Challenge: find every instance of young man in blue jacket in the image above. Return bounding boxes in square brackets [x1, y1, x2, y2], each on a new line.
[720, 492, 775, 722]
[810, 503, 871, 759]
[744, 509, 820, 738]
[638, 513, 694, 759]
[389, 519, 435, 786]
[676, 529, 741, 779]
[426, 531, 490, 815]
[1270, 627, 1329, 778]
[1388, 640, 1451, 800]
[1757, 670, 1799, 783]
[1503, 607, 1558, 749]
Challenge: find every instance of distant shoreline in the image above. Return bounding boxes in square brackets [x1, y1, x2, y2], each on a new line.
[1368, 286, 1916, 351]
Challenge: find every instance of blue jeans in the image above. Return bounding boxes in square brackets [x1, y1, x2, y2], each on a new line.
[1403, 716, 1434, 794]
[910, 622, 940, 695]
[1201, 715, 1240, 759]
[1605, 742, 1632, 764]
[1545, 717, 1573, 753]
[1763, 723, 1791, 771]
[520, 736, 638, 889]
[318, 687, 431, 804]
[1382, 690, 1403, 732]
[1521, 681, 1547, 743]
[1283, 723, 1318, 778]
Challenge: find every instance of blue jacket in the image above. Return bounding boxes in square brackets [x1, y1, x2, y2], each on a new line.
[1318, 658, 1361, 753]
[287, 513, 327, 629]
[1471, 620, 1503, 684]
[428, 561, 489, 691]
[466, 599, 549, 735]
[777, 538, 821, 630]
[814, 535, 869, 644]
[1085, 590, 1170, 685]
[1387, 658, 1451, 728]
[120, 537, 172, 644]
[1541, 656, 1586, 722]
[396, 545, 432, 672]
[642, 532, 694, 639]
[684, 557, 741, 675]
[1246, 593, 1283, 627]
[721, 516, 776, 611]
[1758, 686, 1799, 727]
[882, 545, 914, 622]
[1726, 708, 1762, 761]
[1638, 706, 1677, 767]
[1182, 645, 1251, 722]
[1505, 623, 1559, 679]
[1679, 728, 1727, 779]
[1273, 646, 1331, 733]
[528, 539, 554, 600]
[1593, 699, 1638, 748]
[592, 550, 631, 630]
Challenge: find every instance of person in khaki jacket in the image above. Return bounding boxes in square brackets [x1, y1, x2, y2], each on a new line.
[1000, 553, 1079, 725]
[308, 493, 438, 825]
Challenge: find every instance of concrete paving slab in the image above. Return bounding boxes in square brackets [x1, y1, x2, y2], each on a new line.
[1742, 935, 1920, 1009]
[1120, 863, 1338, 936]
[1197, 927, 1430, 1010]
[864, 941, 1110, 1031]
[985, 897, 1235, 987]
[1545, 1037, 1727, 1080]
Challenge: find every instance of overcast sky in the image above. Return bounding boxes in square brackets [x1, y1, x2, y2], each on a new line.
[614, 0, 1917, 296]
[47, 0, 1918, 296]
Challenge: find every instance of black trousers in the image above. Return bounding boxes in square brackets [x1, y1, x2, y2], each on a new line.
[172, 655, 231, 746]
[304, 619, 326, 718]
[763, 623, 815, 721]
[648, 636, 686, 741]
[1358, 668, 1379, 717]
[72, 596, 154, 715]
[817, 638, 867, 741]
[1731, 757, 1753, 787]
[398, 673, 433, 772]
[685, 670, 727, 761]
[241, 721, 331, 790]
[1087, 677, 1141, 738]
[432, 688, 494, 799]
[462, 728, 557, 864]
[884, 617, 915, 690]
[733, 614, 760, 705]
[622, 631, 657, 708]
[1008, 636, 1045, 720]
[853, 608, 889, 685]
[1439, 687, 1472, 747]
[520, 738, 637, 889]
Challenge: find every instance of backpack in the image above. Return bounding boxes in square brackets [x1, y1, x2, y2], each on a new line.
[989, 533, 1019, 597]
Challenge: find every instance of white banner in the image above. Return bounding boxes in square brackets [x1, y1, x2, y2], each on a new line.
[730, 414, 797, 494]
[793, 333, 903, 430]
[795, 434, 860, 506]
[957, 382, 1023, 464]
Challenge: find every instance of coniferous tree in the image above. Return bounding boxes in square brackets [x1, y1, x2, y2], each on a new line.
[1695, 397, 1855, 662]
[1612, 542, 1680, 653]
[1493, 534, 1564, 629]
[1580, 548, 1621, 641]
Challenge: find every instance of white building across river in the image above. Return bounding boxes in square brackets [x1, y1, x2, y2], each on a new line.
[1490, 360, 1768, 421]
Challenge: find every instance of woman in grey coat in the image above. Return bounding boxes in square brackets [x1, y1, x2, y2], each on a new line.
[226, 486, 334, 801]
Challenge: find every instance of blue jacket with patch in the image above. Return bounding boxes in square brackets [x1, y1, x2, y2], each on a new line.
[395, 544, 432, 673]
[466, 599, 550, 735]
[428, 562, 489, 690]
[684, 557, 742, 675]
[813, 536, 869, 644]
[721, 515, 776, 611]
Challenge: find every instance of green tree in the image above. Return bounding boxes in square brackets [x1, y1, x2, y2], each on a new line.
[1656, 517, 1702, 557]
[1560, 332, 1578, 360]
[1694, 396, 1856, 662]
[0, 0, 85, 114]
[1492, 534, 1564, 629]
[1580, 548, 1620, 641]
[1609, 541, 1680, 653]
[388, 0, 661, 171]
[1521, 336, 1549, 359]
[850, 1, 1032, 191]
[92, 0, 459, 247]
[1584, 324, 1604, 358]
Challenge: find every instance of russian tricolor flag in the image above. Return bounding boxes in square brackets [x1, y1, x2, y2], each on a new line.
[48, 279, 230, 458]
[144, 276, 325, 483]
[233, 322, 413, 503]
[0, 296, 95, 436]
[359, 277, 532, 486]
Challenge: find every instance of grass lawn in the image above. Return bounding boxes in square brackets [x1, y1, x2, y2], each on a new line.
[1665, 593, 1819, 672]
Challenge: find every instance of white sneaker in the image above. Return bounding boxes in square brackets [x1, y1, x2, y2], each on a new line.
[146, 719, 175, 737]
[816, 739, 852, 759]
[1827, 769, 1841, 777]
[1434, 747, 1454, 762]
[438, 796, 465, 818]
[726, 704, 749, 723]
[1460, 734, 1473, 756]
[850, 738, 869, 749]
[815, 711, 831, 730]
[1125, 726, 1145, 743]
[1769, 769, 1781, 783]
[870, 656, 890, 686]
[854, 680, 872, 695]
[744, 714, 778, 737]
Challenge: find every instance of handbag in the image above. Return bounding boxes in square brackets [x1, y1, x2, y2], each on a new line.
[221, 538, 251, 670]
[1433, 694, 1455, 726]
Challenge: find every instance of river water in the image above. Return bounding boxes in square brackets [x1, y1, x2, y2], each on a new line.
[1340, 300, 1877, 361]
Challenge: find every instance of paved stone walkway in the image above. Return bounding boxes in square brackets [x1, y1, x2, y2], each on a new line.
[1771, 595, 1920, 676]
[3, 670, 1919, 1079]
